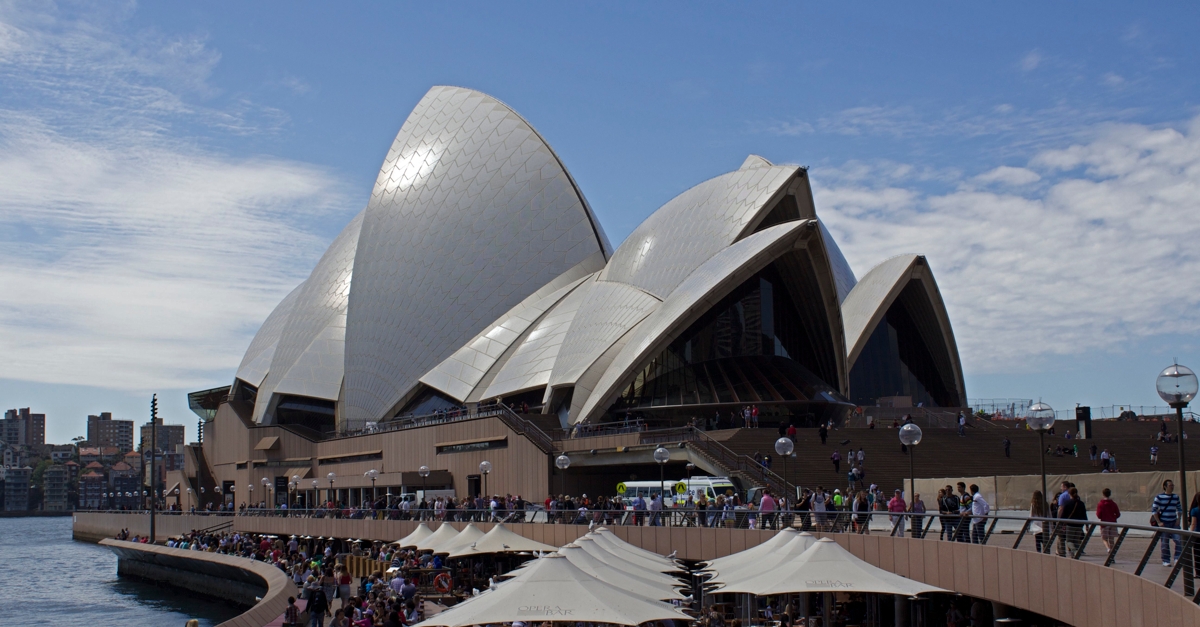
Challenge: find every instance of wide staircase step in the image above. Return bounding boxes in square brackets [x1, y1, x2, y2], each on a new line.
[705, 420, 1196, 494]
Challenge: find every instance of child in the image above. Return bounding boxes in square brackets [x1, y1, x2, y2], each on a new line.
[283, 596, 301, 626]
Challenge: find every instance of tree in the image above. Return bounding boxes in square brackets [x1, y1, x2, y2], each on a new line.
[31, 458, 52, 487]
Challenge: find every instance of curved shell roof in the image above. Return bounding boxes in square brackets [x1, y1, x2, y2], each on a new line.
[600, 165, 799, 300]
[235, 283, 303, 388]
[341, 86, 611, 427]
[577, 221, 811, 423]
[252, 211, 363, 421]
[231, 87, 965, 429]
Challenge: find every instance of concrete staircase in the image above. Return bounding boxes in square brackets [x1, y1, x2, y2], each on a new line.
[711, 420, 1199, 493]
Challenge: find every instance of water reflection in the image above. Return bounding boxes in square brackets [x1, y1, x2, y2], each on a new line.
[0, 516, 243, 627]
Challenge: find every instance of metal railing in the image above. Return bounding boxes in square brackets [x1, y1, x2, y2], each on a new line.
[866, 511, 1200, 603]
[687, 428, 794, 498]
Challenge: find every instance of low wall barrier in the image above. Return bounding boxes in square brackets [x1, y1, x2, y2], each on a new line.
[100, 539, 291, 627]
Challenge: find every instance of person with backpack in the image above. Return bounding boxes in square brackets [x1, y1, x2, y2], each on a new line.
[1058, 486, 1088, 555]
[306, 584, 330, 627]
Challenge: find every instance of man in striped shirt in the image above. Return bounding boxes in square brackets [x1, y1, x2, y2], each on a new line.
[1152, 479, 1183, 566]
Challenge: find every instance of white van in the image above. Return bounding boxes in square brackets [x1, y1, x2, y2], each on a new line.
[616, 476, 737, 507]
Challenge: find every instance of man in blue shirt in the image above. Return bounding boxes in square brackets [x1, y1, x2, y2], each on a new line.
[1152, 479, 1183, 566]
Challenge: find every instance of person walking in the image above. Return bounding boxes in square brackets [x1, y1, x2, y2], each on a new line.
[888, 489, 908, 537]
[1101, 449, 1111, 471]
[939, 487, 959, 541]
[956, 482, 972, 542]
[818, 422, 828, 444]
[1003, 437, 1011, 459]
[1090, 444, 1099, 467]
[306, 584, 330, 627]
[1058, 487, 1088, 555]
[1096, 488, 1121, 552]
[1030, 490, 1049, 553]
[857, 448, 866, 469]
[831, 450, 841, 473]
[1151, 445, 1160, 465]
[970, 484, 990, 544]
[1152, 479, 1183, 566]
[957, 411, 967, 437]
[910, 492, 926, 538]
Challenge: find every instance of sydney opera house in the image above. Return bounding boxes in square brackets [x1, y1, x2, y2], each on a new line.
[182, 86, 965, 505]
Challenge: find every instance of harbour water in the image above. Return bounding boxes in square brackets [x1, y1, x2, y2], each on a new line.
[0, 516, 243, 627]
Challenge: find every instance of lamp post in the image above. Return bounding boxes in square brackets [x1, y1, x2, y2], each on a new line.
[1159, 363, 1199, 594]
[555, 454, 571, 497]
[418, 465, 431, 517]
[311, 479, 319, 510]
[327, 472, 336, 507]
[653, 446, 670, 515]
[479, 461, 491, 500]
[365, 469, 379, 507]
[248, 484, 254, 508]
[899, 423, 923, 535]
[262, 477, 271, 508]
[775, 437, 795, 500]
[1025, 402, 1056, 503]
[186, 487, 193, 511]
[291, 474, 301, 511]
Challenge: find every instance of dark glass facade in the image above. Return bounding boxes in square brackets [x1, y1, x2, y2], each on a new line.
[275, 395, 336, 435]
[848, 281, 959, 407]
[612, 266, 846, 416]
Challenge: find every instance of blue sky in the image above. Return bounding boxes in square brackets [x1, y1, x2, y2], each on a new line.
[2, 1, 1199, 444]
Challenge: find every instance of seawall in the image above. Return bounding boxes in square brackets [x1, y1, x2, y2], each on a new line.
[100, 539, 291, 627]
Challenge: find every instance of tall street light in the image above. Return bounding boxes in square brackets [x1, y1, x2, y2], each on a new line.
[261, 477, 271, 508]
[899, 423, 923, 535]
[327, 472, 337, 506]
[479, 461, 492, 500]
[418, 465, 430, 520]
[1158, 363, 1198, 530]
[365, 469, 380, 507]
[775, 437, 795, 500]
[291, 475, 301, 510]
[653, 446, 670, 511]
[1026, 402, 1056, 502]
[311, 479, 319, 510]
[555, 454, 571, 497]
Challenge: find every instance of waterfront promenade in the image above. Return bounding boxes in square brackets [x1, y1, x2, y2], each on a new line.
[78, 510, 1200, 626]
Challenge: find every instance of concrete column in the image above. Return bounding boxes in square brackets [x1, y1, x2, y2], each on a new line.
[894, 595, 910, 627]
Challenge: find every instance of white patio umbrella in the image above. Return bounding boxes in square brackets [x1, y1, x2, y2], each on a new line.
[434, 523, 487, 556]
[573, 537, 683, 584]
[557, 543, 688, 601]
[702, 527, 797, 571]
[706, 532, 815, 587]
[416, 523, 460, 552]
[591, 526, 680, 565]
[720, 538, 945, 596]
[414, 554, 692, 627]
[393, 523, 434, 548]
[586, 532, 685, 572]
[447, 523, 557, 558]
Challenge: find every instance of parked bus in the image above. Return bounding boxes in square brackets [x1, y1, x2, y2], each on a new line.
[616, 476, 738, 507]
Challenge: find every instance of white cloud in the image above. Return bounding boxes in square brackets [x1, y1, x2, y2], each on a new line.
[815, 116, 1200, 374]
[1021, 49, 1042, 72]
[974, 165, 1041, 186]
[0, 2, 351, 391]
[1103, 72, 1126, 88]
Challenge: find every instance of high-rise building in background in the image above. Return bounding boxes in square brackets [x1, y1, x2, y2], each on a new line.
[87, 413, 134, 452]
[43, 464, 70, 511]
[3, 466, 31, 511]
[1, 408, 45, 446]
[140, 419, 185, 454]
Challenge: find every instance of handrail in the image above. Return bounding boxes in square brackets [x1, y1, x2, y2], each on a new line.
[862, 510, 1200, 601]
[688, 428, 795, 498]
[493, 404, 555, 454]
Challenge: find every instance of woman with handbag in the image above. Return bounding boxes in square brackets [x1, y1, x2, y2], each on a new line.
[1029, 491, 1048, 553]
